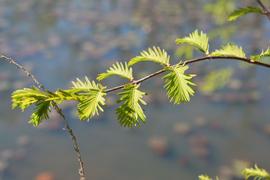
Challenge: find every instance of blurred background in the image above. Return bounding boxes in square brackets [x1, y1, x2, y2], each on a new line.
[0, 0, 270, 179]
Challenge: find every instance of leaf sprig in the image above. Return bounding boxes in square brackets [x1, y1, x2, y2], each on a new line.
[97, 62, 133, 81]
[128, 46, 170, 66]
[242, 165, 270, 180]
[163, 65, 195, 104]
[210, 43, 246, 58]
[11, 29, 270, 128]
[176, 30, 209, 54]
[116, 84, 147, 127]
[251, 48, 270, 61]
[228, 6, 263, 21]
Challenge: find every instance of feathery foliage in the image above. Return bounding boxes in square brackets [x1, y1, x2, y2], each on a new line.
[198, 175, 219, 180]
[251, 48, 270, 61]
[128, 46, 170, 67]
[211, 43, 246, 58]
[72, 77, 102, 91]
[11, 87, 53, 126]
[11, 87, 49, 110]
[228, 6, 263, 21]
[72, 77, 106, 120]
[176, 30, 209, 54]
[242, 165, 270, 180]
[116, 84, 146, 127]
[163, 65, 195, 104]
[198, 175, 213, 180]
[97, 62, 133, 81]
[29, 101, 51, 126]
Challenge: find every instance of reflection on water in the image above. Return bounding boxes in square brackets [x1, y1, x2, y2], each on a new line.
[0, 0, 270, 179]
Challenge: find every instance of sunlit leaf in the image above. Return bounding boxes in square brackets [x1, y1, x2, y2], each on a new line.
[116, 84, 146, 127]
[210, 44, 246, 58]
[72, 78, 106, 120]
[97, 62, 133, 81]
[176, 30, 209, 54]
[128, 46, 170, 66]
[72, 76, 103, 91]
[163, 65, 196, 104]
[11, 87, 49, 111]
[228, 6, 263, 21]
[29, 101, 51, 127]
[198, 175, 212, 180]
[242, 165, 270, 180]
[251, 48, 270, 61]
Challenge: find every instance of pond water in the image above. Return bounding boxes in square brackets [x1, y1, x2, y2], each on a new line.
[0, 0, 270, 179]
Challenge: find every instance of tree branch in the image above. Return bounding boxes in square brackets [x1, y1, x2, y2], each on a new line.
[257, 0, 270, 20]
[0, 55, 86, 180]
[105, 55, 270, 93]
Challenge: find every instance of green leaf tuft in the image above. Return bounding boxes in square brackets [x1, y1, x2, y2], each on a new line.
[176, 30, 209, 54]
[29, 101, 51, 127]
[97, 62, 133, 81]
[198, 175, 212, 180]
[163, 65, 196, 104]
[242, 165, 270, 180]
[128, 46, 170, 67]
[210, 43, 246, 58]
[72, 76, 103, 91]
[11, 87, 53, 126]
[11, 87, 49, 111]
[228, 6, 263, 21]
[251, 48, 270, 61]
[116, 84, 146, 128]
[73, 77, 106, 120]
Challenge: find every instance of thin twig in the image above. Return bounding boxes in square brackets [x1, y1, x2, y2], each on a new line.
[0, 55, 86, 180]
[257, 0, 270, 20]
[105, 55, 270, 93]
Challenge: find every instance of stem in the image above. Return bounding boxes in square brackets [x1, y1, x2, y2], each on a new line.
[105, 55, 270, 93]
[257, 0, 270, 20]
[0, 55, 86, 180]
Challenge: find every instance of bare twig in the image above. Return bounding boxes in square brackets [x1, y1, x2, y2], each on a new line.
[105, 55, 270, 93]
[257, 0, 270, 20]
[0, 55, 86, 180]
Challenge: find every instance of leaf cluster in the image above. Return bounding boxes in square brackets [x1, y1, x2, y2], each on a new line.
[199, 165, 270, 180]
[11, 28, 270, 128]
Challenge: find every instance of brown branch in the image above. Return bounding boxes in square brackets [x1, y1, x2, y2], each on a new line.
[0, 55, 86, 180]
[105, 55, 270, 93]
[257, 0, 270, 20]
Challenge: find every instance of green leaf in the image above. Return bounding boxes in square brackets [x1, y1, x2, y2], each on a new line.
[251, 48, 270, 61]
[72, 76, 104, 91]
[116, 84, 146, 127]
[176, 30, 209, 54]
[242, 165, 270, 180]
[11, 87, 49, 111]
[73, 78, 106, 120]
[77, 90, 106, 120]
[228, 6, 263, 21]
[163, 65, 196, 104]
[128, 46, 170, 67]
[210, 44, 246, 58]
[198, 175, 212, 180]
[29, 101, 51, 127]
[97, 62, 133, 81]
[11, 87, 53, 126]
